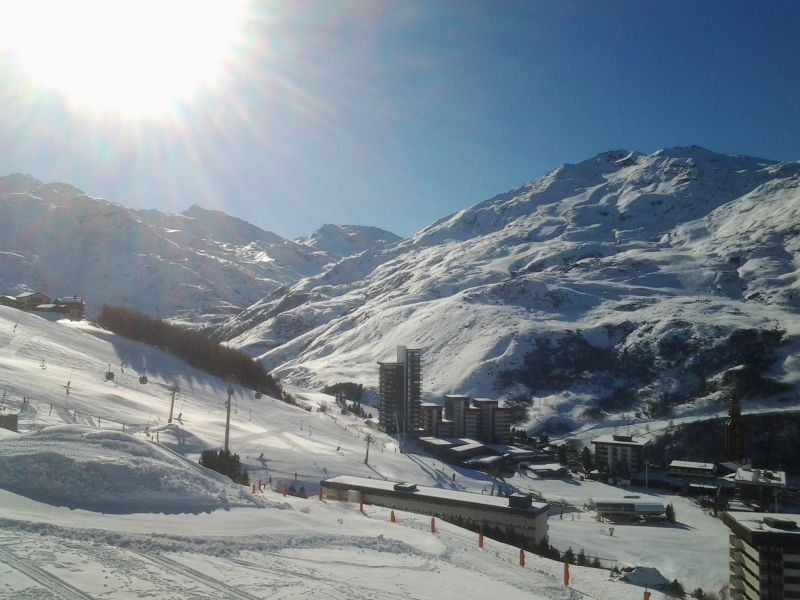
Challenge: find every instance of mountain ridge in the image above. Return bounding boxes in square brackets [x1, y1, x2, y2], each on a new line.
[216, 147, 800, 435]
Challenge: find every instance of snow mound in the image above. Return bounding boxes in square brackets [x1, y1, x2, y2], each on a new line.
[0, 426, 270, 514]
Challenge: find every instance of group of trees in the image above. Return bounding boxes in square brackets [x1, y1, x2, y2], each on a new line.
[98, 304, 282, 398]
[198, 448, 249, 484]
[321, 382, 364, 402]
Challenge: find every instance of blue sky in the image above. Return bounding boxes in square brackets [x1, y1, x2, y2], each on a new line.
[0, 0, 798, 239]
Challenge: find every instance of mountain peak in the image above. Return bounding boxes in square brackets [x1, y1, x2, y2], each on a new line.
[298, 224, 402, 259]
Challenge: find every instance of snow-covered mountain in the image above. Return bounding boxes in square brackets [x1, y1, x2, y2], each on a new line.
[297, 223, 403, 260]
[219, 147, 800, 432]
[0, 175, 396, 321]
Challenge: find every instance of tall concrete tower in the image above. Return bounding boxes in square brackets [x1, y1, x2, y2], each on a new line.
[378, 345, 422, 437]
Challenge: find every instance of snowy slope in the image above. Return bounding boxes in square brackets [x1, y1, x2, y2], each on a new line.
[0, 307, 725, 597]
[0, 176, 338, 320]
[218, 148, 800, 434]
[297, 223, 403, 259]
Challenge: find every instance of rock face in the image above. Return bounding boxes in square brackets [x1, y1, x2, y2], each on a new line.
[218, 147, 800, 430]
[0, 176, 398, 321]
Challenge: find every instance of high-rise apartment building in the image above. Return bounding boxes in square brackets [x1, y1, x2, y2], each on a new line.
[378, 345, 422, 435]
[724, 512, 800, 599]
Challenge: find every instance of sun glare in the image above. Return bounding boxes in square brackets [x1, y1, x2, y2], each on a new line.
[0, 0, 246, 116]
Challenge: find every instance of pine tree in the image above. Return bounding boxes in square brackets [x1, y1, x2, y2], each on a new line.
[562, 547, 576, 564]
[666, 503, 676, 523]
[577, 548, 587, 566]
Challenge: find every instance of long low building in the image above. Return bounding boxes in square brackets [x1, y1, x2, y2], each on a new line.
[594, 498, 666, 520]
[321, 475, 549, 546]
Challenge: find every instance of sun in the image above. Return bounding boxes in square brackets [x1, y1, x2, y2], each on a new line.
[0, 0, 246, 116]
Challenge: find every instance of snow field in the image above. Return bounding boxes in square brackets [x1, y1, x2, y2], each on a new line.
[0, 307, 717, 597]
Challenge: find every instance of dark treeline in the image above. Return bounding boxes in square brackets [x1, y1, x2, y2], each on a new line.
[98, 304, 282, 398]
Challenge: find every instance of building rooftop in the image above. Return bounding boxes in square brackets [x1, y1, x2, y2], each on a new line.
[723, 512, 800, 545]
[322, 475, 547, 512]
[449, 442, 486, 454]
[592, 434, 650, 447]
[472, 398, 499, 406]
[420, 402, 439, 408]
[418, 437, 454, 448]
[670, 460, 715, 470]
[734, 467, 786, 488]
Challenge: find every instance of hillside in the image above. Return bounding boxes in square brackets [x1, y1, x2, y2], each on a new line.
[0, 306, 706, 599]
[217, 148, 800, 436]
[0, 176, 399, 322]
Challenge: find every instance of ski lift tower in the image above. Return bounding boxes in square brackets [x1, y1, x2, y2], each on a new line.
[224, 377, 234, 452]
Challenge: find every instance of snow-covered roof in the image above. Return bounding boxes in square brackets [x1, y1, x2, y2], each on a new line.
[594, 499, 666, 514]
[669, 460, 715, 471]
[734, 468, 786, 487]
[592, 434, 649, 447]
[322, 475, 547, 512]
[449, 442, 485, 454]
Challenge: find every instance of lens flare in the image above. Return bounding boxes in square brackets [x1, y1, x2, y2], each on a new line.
[0, 0, 246, 116]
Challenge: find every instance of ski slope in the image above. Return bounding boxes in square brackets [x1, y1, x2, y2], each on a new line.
[0, 306, 729, 597]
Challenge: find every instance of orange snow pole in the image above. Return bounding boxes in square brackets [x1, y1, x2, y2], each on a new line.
[478, 532, 484, 548]
[430, 517, 436, 533]
[564, 562, 570, 586]
[519, 548, 525, 567]
[359, 499, 364, 512]
[390, 510, 396, 523]
[318, 487, 324, 500]
[643, 592, 651, 600]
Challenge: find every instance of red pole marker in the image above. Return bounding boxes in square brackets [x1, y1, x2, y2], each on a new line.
[564, 562, 570, 586]
[519, 548, 525, 567]
[390, 510, 396, 523]
[431, 517, 436, 533]
[359, 499, 364, 512]
[643, 592, 651, 600]
[479, 532, 484, 548]
[318, 488, 324, 500]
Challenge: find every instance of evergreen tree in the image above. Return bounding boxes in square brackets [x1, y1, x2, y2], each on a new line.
[581, 446, 593, 470]
[562, 547, 576, 564]
[666, 503, 676, 523]
[668, 579, 685, 597]
[576, 548, 587, 566]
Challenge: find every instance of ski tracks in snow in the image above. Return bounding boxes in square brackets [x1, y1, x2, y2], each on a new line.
[132, 550, 261, 600]
[0, 546, 94, 600]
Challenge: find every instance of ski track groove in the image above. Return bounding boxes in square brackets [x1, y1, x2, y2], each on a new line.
[0, 546, 94, 600]
[133, 551, 260, 600]
[228, 557, 409, 600]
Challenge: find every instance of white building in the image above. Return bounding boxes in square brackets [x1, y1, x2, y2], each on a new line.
[592, 434, 649, 474]
[322, 475, 549, 546]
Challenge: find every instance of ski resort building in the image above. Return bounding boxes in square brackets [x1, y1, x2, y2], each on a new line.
[592, 434, 650, 475]
[668, 460, 717, 478]
[723, 511, 800, 600]
[321, 475, 549, 546]
[436, 395, 512, 444]
[378, 346, 422, 435]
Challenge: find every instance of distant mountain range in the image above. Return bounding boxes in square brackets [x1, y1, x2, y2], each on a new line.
[3, 146, 799, 435]
[0, 173, 399, 321]
[213, 147, 800, 433]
